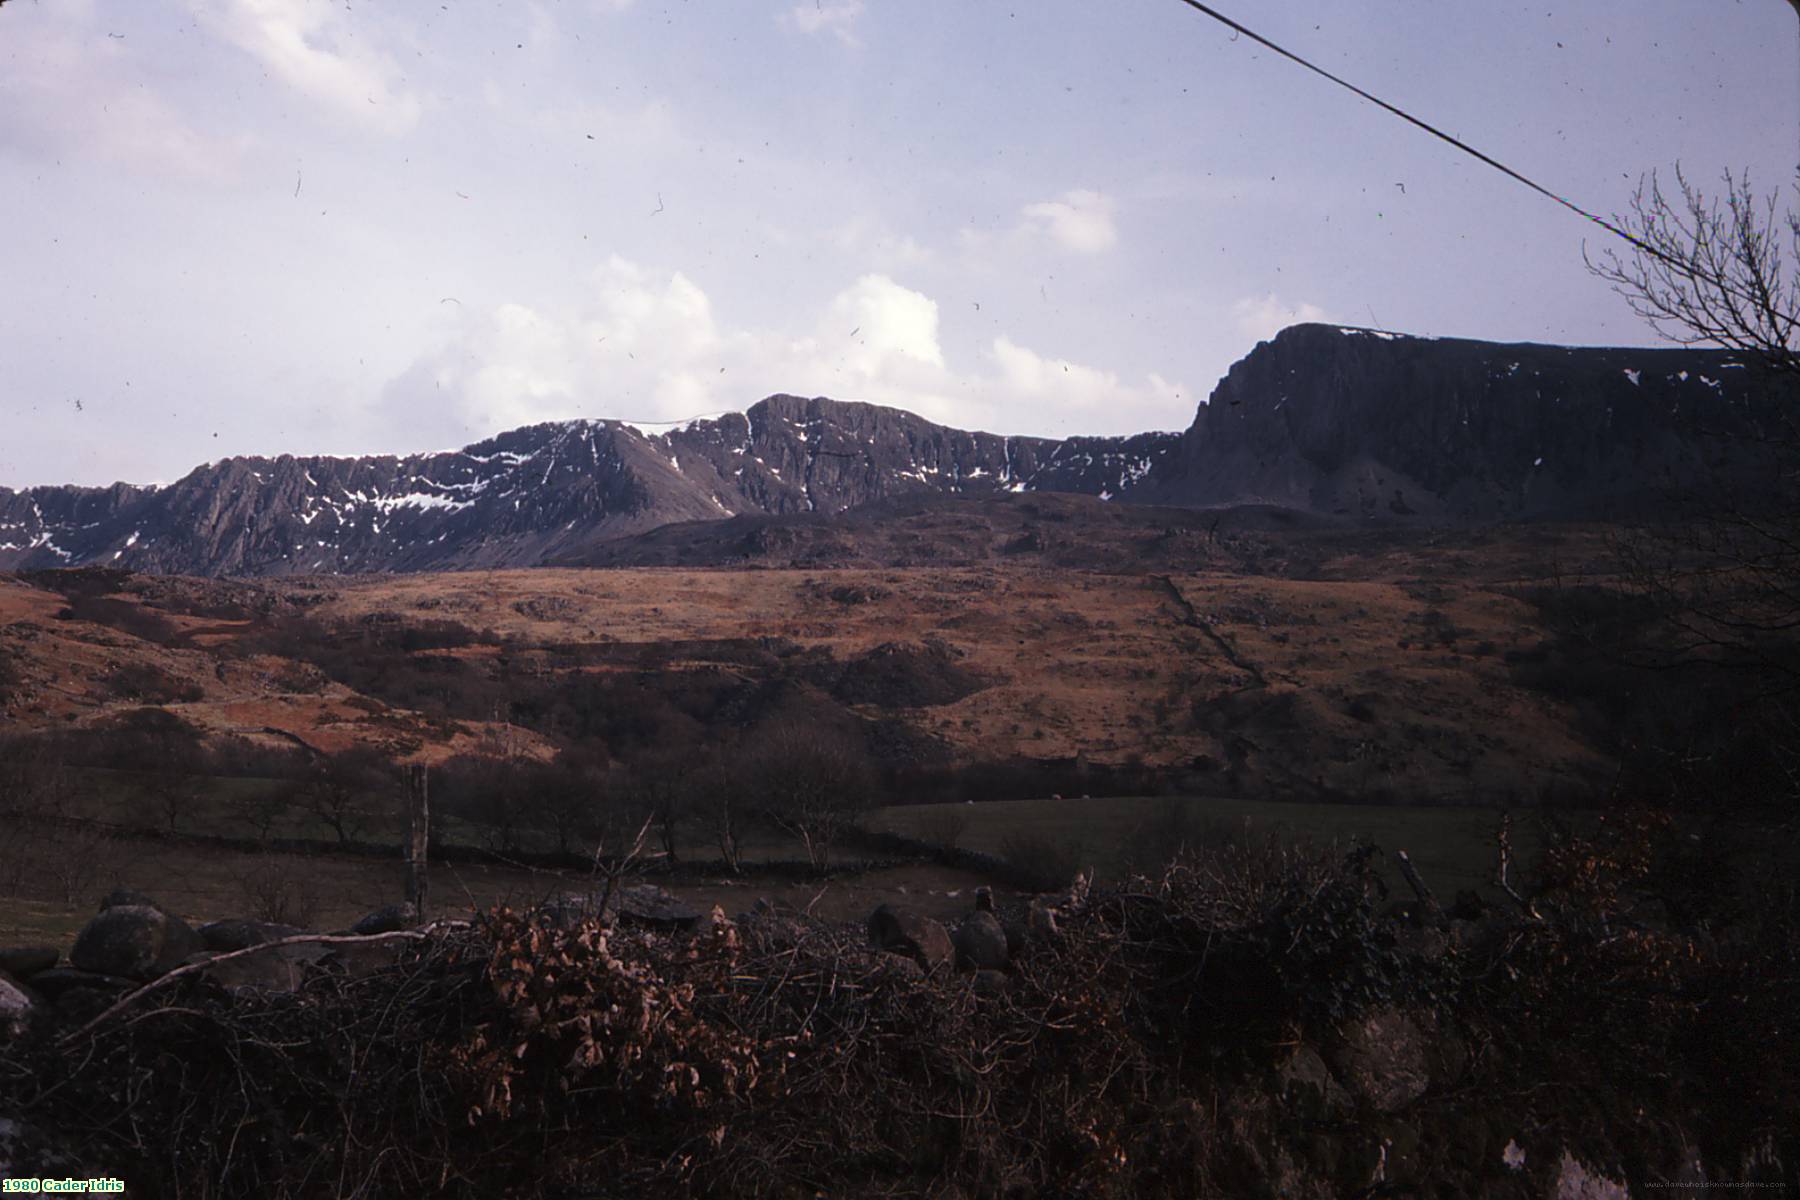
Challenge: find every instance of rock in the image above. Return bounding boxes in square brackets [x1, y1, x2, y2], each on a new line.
[1002, 917, 1027, 960]
[1274, 1044, 1350, 1118]
[974, 886, 995, 914]
[953, 911, 1010, 971]
[0, 946, 60, 980]
[875, 954, 926, 982]
[1392, 924, 1450, 962]
[1553, 1150, 1629, 1200]
[26, 967, 136, 1000]
[1026, 898, 1062, 941]
[0, 969, 41, 1038]
[867, 904, 955, 974]
[1330, 1008, 1432, 1113]
[205, 942, 332, 993]
[613, 884, 702, 932]
[1145, 322, 1779, 523]
[322, 939, 403, 980]
[543, 894, 601, 929]
[348, 903, 417, 936]
[99, 888, 162, 912]
[31, 967, 135, 1029]
[971, 968, 1009, 996]
[198, 919, 305, 953]
[70, 904, 202, 980]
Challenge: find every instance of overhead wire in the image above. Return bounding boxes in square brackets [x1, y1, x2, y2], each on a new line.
[1168, 0, 1703, 278]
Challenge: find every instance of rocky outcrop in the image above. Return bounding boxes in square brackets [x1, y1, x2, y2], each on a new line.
[1144, 323, 1784, 522]
[0, 397, 1175, 577]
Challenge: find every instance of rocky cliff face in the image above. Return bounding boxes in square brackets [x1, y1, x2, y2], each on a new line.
[1143, 324, 1786, 521]
[0, 396, 1177, 577]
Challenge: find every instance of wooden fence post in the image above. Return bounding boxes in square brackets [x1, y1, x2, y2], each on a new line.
[406, 763, 429, 919]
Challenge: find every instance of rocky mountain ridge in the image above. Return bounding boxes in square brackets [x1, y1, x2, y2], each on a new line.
[0, 395, 1176, 576]
[1, 326, 1780, 577]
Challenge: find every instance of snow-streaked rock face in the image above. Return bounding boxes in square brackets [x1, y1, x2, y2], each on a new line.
[0, 397, 1177, 577]
[3, 324, 1780, 577]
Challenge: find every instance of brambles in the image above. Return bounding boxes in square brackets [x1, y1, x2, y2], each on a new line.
[4, 819, 1795, 1197]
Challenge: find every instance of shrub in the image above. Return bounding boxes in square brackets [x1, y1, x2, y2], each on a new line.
[232, 854, 322, 926]
[101, 662, 203, 704]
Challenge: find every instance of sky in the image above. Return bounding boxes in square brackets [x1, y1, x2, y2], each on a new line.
[1, 0, 1795, 488]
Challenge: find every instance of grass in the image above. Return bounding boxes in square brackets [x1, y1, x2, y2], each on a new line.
[868, 794, 1554, 901]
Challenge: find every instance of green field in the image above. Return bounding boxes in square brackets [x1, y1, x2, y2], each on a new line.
[868, 794, 1550, 901]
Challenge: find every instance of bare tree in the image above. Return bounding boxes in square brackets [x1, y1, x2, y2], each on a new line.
[743, 723, 873, 871]
[1587, 167, 1800, 807]
[622, 746, 695, 863]
[1588, 168, 1800, 373]
[302, 747, 388, 845]
[686, 758, 745, 874]
[0, 735, 73, 895]
[146, 741, 202, 835]
[529, 758, 608, 859]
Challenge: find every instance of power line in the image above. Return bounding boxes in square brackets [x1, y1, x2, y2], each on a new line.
[1170, 0, 1668, 262]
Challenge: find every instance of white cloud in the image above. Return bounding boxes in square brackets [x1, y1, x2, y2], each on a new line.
[1020, 189, 1118, 254]
[383, 260, 1188, 445]
[988, 337, 1185, 431]
[1231, 293, 1331, 344]
[0, 12, 250, 179]
[823, 275, 945, 371]
[783, 1, 865, 47]
[184, 0, 423, 135]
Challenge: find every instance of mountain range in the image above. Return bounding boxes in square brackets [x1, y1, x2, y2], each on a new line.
[0, 324, 1781, 577]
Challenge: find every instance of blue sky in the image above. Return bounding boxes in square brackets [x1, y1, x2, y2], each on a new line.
[1, 0, 1794, 486]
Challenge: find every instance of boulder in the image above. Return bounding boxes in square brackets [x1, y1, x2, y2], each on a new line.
[198, 919, 305, 953]
[322, 939, 404, 980]
[0, 946, 59, 980]
[99, 888, 162, 912]
[205, 942, 332, 993]
[971, 968, 1009, 996]
[613, 884, 702, 932]
[26, 967, 137, 1001]
[867, 904, 954, 974]
[1002, 917, 1028, 959]
[1330, 1008, 1432, 1113]
[348, 903, 417, 936]
[0, 969, 41, 1038]
[953, 911, 1010, 971]
[71, 904, 202, 980]
[544, 894, 601, 929]
[1274, 1044, 1350, 1119]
